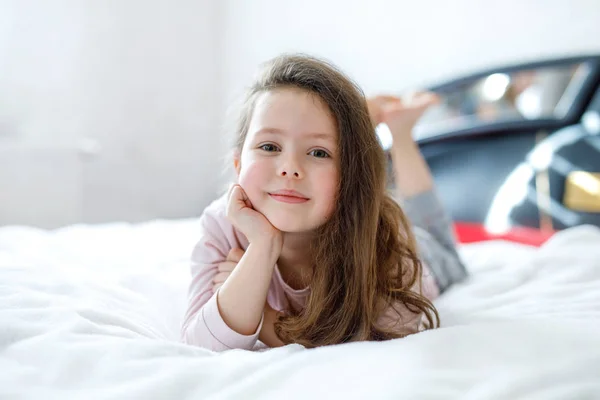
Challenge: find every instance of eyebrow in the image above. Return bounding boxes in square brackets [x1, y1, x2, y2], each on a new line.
[254, 128, 335, 141]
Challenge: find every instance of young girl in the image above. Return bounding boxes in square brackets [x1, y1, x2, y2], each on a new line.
[181, 54, 467, 351]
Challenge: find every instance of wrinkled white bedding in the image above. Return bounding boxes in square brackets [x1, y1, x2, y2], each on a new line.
[1, 220, 599, 399]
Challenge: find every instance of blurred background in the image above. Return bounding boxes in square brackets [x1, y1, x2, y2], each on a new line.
[1, 0, 600, 228]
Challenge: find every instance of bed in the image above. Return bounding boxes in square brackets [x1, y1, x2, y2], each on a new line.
[1, 219, 599, 399]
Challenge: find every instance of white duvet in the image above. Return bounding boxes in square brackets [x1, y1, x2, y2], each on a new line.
[1, 220, 599, 399]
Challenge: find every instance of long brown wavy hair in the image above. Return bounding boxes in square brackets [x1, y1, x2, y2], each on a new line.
[234, 54, 439, 347]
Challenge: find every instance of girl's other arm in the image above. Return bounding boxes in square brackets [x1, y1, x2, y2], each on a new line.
[389, 134, 433, 198]
[369, 93, 467, 289]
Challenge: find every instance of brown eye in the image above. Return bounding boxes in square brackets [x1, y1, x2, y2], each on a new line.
[310, 149, 330, 158]
[259, 144, 279, 152]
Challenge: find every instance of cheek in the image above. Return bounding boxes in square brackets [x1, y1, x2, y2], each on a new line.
[238, 158, 272, 195]
[318, 168, 340, 214]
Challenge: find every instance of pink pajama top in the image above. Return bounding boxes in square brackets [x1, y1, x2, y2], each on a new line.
[181, 193, 440, 351]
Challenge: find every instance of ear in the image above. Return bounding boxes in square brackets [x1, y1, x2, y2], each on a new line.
[233, 150, 241, 177]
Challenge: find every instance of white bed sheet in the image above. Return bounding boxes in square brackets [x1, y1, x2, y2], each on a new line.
[1, 220, 599, 399]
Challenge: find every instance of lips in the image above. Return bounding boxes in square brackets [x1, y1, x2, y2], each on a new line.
[268, 189, 310, 204]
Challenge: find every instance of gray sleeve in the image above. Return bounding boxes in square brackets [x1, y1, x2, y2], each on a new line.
[402, 189, 459, 254]
[401, 190, 468, 292]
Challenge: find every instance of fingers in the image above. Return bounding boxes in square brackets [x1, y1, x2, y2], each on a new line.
[240, 187, 253, 209]
[368, 95, 402, 112]
[226, 184, 243, 221]
[211, 253, 243, 293]
[212, 267, 233, 294]
[225, 184, 280, 245]
[227, 184, 253, 215]
[217, 260, 236, 273]
[381, 92, 439, 118]
[368, 95, 403, 125]
[227, 184, 241, 206]
[227, 248, 245, 263]
[213, 271, 231, 285]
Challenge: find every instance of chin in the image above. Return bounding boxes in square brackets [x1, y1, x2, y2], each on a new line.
[270, 219, 311, 233]
[264, 212, 315, 234]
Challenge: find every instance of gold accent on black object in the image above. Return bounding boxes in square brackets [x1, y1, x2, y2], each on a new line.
[564, 171, 600, 213]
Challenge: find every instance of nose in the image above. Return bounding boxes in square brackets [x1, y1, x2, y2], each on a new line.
[278, 153, 304, 179]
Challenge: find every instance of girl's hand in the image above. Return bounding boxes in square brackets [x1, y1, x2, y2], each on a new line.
[226, 184, 283, 249]
[212, 248, 244, 294]
[368, 91, 440, 135]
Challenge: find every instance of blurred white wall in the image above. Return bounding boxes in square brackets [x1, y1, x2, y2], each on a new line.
[0, 0, 223, 227]
[1, 0, 599, 228]
[220, 0, 600, 106]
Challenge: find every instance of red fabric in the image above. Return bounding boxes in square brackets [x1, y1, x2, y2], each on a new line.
[454, 222, 555, 247]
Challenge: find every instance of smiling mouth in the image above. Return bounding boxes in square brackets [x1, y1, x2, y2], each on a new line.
[268, 193, 310, 204]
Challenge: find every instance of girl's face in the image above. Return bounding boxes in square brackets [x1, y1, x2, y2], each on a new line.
[234, 87, 339, 233]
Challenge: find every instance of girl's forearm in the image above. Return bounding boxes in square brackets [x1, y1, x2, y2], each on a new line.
[389, 129, 434, 199]
[216, 241, 280, 335]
